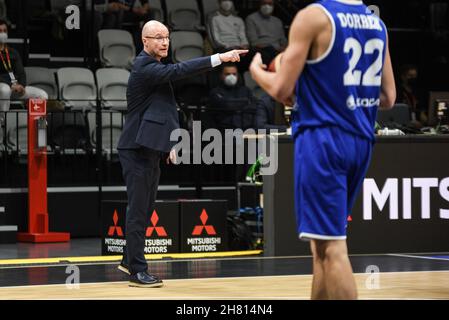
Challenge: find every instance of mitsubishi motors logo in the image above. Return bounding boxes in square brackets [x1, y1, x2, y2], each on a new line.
[192, 209, 216, 236]
[108, 209, 124, 237]
[146, 210, 168, 237]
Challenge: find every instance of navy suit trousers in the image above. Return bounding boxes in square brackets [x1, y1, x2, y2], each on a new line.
[118, 147, 162, 274]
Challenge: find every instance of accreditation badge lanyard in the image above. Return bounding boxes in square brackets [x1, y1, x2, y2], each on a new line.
[0, 47, 17, 84]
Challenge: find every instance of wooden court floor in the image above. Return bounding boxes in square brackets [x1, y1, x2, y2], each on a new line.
[1, 271, 448, 300]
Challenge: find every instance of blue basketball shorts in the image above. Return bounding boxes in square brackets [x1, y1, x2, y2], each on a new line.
[294, 126, 373, 241]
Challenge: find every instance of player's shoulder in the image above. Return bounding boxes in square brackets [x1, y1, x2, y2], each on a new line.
[301, 2, 330, 18]
[291, 4, 329, 31]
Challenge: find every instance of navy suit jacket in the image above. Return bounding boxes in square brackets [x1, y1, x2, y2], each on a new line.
[117, 51, 214, 152]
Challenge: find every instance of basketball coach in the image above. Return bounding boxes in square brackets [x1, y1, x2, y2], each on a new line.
[117, 20, 248, 288]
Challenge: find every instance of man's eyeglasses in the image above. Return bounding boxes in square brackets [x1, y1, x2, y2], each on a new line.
[145, 36, 171, 42]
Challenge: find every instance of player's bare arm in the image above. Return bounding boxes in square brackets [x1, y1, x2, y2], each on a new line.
[379, 34, 396, 109]
[249, 6, 329, 104]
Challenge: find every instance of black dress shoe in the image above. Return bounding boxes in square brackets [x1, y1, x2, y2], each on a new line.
[129, 271, 164, 288]
[117, 261, 130, 275]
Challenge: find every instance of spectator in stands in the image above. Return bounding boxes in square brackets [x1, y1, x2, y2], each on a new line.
[210, 1, 252, 70]
[397, 64, 427, 125]
[122, 0, 153, 29]
[246, 0, 287, 65]
[94, 1, 153, 52]
[255, 92, 288, 131]
[94, 0, 125, 30]
[210, 0, 249, 51]
[209, 63, 258, 129]
[0, 20, 47, 114]
[95, 0, 151, 29]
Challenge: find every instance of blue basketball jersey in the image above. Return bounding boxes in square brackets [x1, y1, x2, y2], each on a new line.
[292, 0, 387, 141]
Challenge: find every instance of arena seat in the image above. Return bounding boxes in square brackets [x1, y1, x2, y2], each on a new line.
[98, 29, 136, 69]
[25, 67, 58, 100]
[165, 0, 203, 31]
[148, 0, 165, 23]
[47, 111, 90, 154]
[0, 0, 7, 21]
[87, 109, 124, 159]
[95, 68, 129, 111]
[57, 67, 97, 112]
[200, 0, 220, 22]
[5, 110, 27, 155]
[170, 31, 204, 63]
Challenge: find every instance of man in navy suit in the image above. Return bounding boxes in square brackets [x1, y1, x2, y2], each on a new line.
[117, 20, 247, 288]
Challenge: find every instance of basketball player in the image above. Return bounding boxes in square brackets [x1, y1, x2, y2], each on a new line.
[250, 0, 396, 299]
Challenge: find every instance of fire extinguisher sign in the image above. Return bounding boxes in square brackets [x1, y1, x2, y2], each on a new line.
[29, 99, 47, 116]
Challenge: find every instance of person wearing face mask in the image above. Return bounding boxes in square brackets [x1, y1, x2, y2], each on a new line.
[208, 63, 258, 129]
[246, 0, 287, 65]
[210, 1, 250, 51]
[397, 64, 427, 125]
[0, 20, 48, 117]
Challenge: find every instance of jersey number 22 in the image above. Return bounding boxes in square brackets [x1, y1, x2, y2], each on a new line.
[343, 38, 384, 87]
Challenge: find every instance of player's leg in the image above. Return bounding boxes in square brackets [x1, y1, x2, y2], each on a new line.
[294, 127, 357, 299]
[347, 137, 373, 219]
[310, 240, 328, 299]
[313, 239, 357, 300]
[293, 133, 328, 299]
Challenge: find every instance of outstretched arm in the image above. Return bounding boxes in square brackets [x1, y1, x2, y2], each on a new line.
[141, 49, 248, 84]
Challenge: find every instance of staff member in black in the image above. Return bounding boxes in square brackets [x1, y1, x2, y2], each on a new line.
[117, 20, 247, 288]
[0, 19, 47, 124]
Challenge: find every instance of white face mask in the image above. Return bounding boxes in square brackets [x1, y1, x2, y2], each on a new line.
[0, 32, 8, 44]
[224, 74, 238, 87]
[260, 4, 274, 16]
[220, 1, 233, 12]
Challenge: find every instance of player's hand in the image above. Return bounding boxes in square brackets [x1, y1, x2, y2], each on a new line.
[219, 49, 249, 63]
[166, 149, 177, 165]
[249, 52, 267, 74]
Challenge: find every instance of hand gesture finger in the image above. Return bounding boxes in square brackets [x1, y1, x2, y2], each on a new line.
[234, 49, 249, 56]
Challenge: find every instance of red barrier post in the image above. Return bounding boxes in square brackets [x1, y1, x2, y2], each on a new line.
[17, 99, 70, 243]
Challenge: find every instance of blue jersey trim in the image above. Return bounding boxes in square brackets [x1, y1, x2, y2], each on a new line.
[306, 4, 337, 65]
[334, 0, 364, 5]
